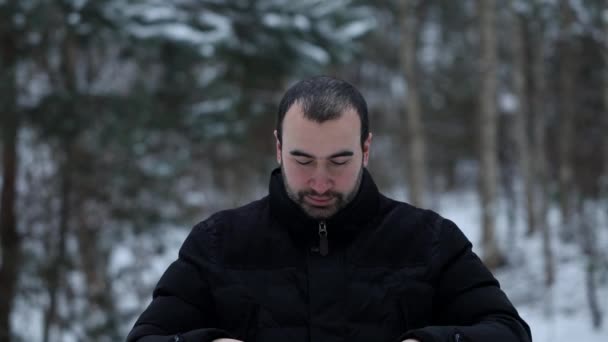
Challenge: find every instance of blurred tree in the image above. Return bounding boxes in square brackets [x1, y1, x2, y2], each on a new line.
[478, 0, 505, 269]
[557, 0, 577, 242]
[535, 76, 555, 290]
[580, 200, 603, 328]
[528, 2, 555, 288]
[0, 2, 22, 340]
[578, 0, 607, 329]
[334, 0, 479, 199]
[398, 0, 429, 208]
[604, 1, 608, 197]
[510, 1, 535, 239]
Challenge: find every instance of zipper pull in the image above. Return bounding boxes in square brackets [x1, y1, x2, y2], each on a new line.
[318, 221, 328, 256]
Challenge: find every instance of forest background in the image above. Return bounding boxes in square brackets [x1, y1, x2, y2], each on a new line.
[1, 0, 607, 341]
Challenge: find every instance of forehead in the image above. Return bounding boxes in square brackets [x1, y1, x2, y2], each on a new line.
[281, 103, 361, 153]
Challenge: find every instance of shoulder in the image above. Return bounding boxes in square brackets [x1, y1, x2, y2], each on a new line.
[191, 196, 270, 232]
[180, 196, 271, 263]
[377, 195, 467, 240]
[366, 195, 470, 264]
[376, 195, 442, 236]
[349, 196, 441, 266]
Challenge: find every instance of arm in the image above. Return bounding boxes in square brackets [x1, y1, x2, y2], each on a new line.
[401, 218, 532, 342]
[127, 221, 234, 342]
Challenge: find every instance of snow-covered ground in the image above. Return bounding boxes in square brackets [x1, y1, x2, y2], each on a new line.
[431, 189, 608, 342]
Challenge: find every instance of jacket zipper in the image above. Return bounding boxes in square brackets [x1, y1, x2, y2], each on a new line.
[318, 221, 328, 256]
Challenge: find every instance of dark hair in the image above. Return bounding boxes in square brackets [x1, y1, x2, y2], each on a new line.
[276, 76, 369, 147]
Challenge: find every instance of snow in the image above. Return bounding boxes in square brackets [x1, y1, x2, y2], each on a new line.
[291, 39, 330, 64]
[386, 178, 607, 341]
[499, 92, 519, 114]
[12, 304, 44, 341]
[262, 13, 285, 28]
[309, 0, 350, 18]
[197, 11, 233, 39]
[67, 0, 88, 10]
[390, 76, 407, 98]
[13, 13, 25, 28]
[432, 188, 608, 341]
[67, 12, 80, 25]
[420, 22, 441, 70]
[123, 2, 233, 51]
[520, 306, 608, 342]
[109, 245, 135, 274]
[569, 0, 593, 31]
[340, 19, 375, 39]
[512, 0, 531, 14]
[294, 14, 311, 31]
[190, 98, 234, 116]
[136, 6, 182, 22]
[259, 12, 314, 33]
[128, 21, 229, 45]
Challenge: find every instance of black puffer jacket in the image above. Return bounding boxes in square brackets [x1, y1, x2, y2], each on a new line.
[127, 168, 531, 342]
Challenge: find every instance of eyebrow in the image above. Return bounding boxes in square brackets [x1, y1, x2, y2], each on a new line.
[289, 149, 354, 159]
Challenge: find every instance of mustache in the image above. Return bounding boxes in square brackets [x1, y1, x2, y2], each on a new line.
[299, 190, 342, 198]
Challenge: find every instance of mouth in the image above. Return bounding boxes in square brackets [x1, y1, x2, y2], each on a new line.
[305, 195, 334, 206]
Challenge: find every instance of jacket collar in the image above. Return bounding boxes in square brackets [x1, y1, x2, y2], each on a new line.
[268, 167, 380, 243]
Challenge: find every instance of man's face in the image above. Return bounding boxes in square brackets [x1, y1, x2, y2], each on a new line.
[275, 103, 372, 220]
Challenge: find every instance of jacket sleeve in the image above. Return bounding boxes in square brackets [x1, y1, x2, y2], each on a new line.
[126, 220, 233, 342]
[400, 218, 532, 342]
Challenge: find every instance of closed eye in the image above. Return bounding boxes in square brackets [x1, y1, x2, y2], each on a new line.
[330, 158, 349, 165]
[295, 159, 313, 165]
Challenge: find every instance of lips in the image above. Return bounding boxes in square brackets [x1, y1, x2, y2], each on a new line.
[306, 195, 334, 206]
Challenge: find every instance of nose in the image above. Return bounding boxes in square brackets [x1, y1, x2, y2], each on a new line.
[309, 166, 333, 195]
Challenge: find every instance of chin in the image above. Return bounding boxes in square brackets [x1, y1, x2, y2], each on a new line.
[304, 206, 337, 220]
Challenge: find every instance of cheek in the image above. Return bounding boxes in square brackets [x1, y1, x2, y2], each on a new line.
[283, 163, 309, 185]
[333, 163, 361, 190]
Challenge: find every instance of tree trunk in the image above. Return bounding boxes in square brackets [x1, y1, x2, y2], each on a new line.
[580, 201, 603, 329]
[0, 31, 20, 342]
[478, 0, 504, 269]
[530, 17, 555, 288]
[42, 142, 73, 342]
[557, 0, 576, 242]
[511, 8, 535, 237]
[399, 0, 428, 208]
[43, 31, 78, 342]
[603, 3, 608, 202]
[76, 209, 117, 339]
[582, 4, 608, 329]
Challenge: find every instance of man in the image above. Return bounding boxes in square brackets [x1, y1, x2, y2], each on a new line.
[127, 76, 532, 342]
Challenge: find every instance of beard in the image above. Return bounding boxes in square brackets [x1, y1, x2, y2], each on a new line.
[281, 163, 363, 220]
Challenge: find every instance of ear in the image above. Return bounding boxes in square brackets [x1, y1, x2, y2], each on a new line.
[362, 133, 372, 167]
[274, 130, 282, 165]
